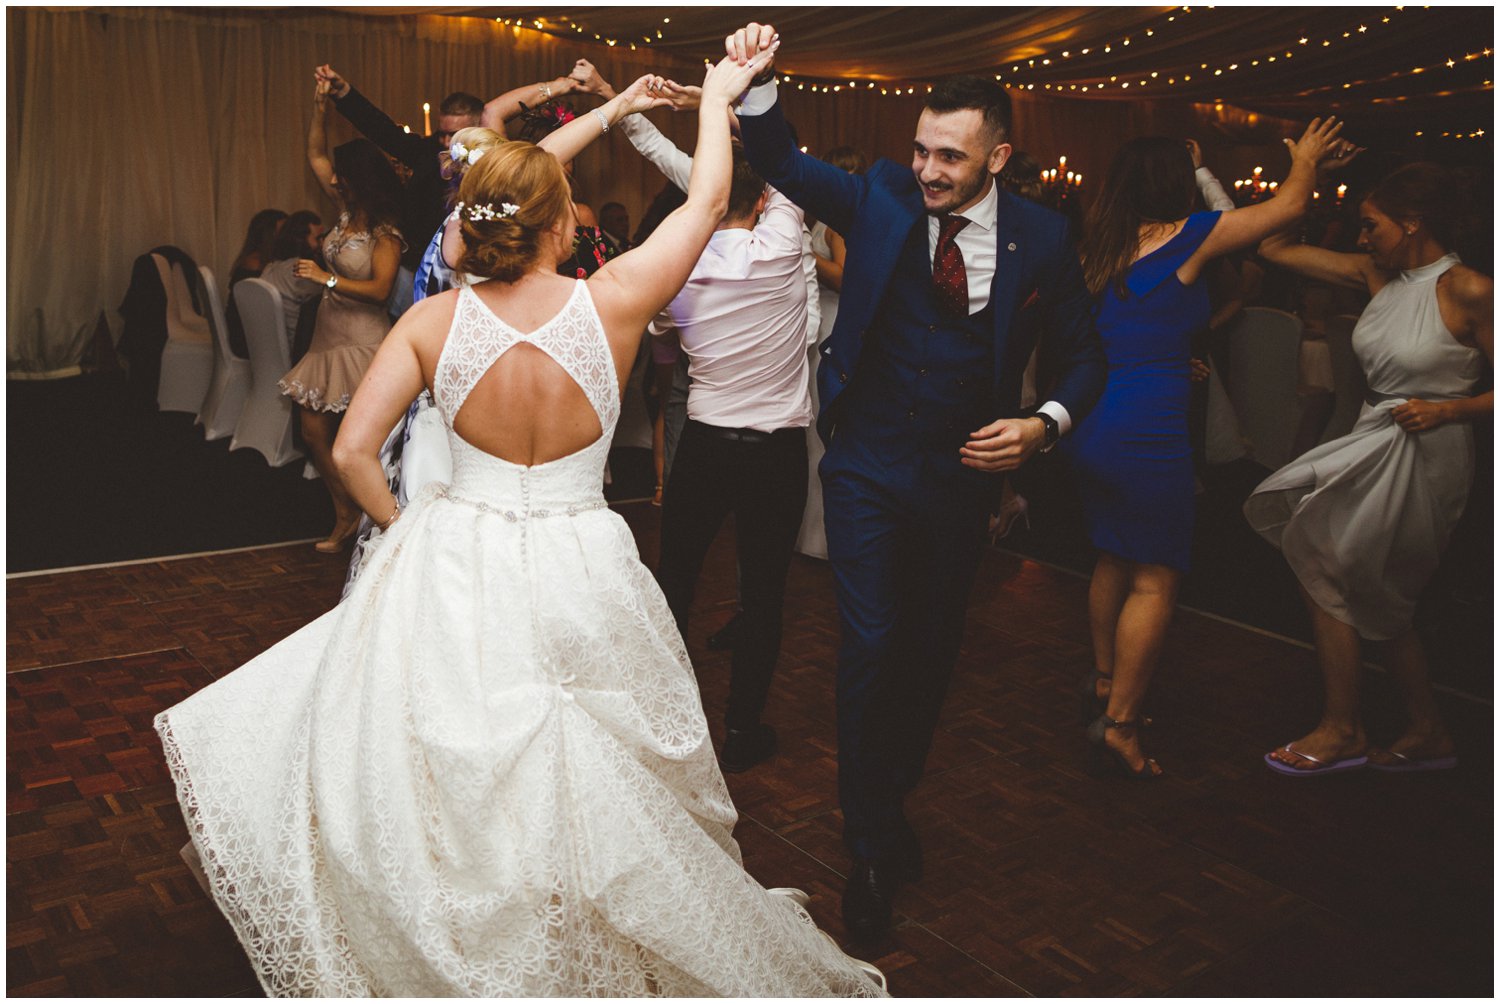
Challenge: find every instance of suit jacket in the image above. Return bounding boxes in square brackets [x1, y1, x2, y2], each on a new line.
[738, 97, 1106, 445]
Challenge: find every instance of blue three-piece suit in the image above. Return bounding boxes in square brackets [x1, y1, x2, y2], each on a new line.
[740, 95, 1107, 862]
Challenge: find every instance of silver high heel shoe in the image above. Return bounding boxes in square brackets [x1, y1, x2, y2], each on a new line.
[988, 494, 1030, 543]
[766, 887, 812, 909]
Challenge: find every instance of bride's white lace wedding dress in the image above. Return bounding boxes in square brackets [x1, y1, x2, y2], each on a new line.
[155, 280, 885, 997]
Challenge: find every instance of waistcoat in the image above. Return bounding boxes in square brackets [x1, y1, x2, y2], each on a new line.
[839, 217, 997, 487]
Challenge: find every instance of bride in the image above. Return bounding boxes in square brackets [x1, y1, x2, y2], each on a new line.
[154, 50, 885, 997]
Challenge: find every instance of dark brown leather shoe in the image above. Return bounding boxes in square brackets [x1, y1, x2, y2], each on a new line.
[707, 613, 744, 652]
[842, 859, 905, 941]
[719, 724, 777, 773]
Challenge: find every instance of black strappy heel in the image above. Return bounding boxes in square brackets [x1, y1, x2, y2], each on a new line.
[1086, 715, 1163, 779]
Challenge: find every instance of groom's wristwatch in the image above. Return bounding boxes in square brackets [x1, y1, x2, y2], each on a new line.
[1034, 411, 1059, 452]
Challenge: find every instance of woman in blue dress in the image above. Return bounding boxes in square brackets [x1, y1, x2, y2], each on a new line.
[1067, 120, 1353, 776]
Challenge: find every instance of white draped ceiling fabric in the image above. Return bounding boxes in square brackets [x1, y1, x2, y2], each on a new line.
[7, 6, 1491, 376]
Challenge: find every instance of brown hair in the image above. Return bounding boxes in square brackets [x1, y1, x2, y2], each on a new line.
[455, 141, 572, 282]
[925, 76, 1012, 144]
[823, 145, 868, 175]
[999, 150, 1045, 204]
[1079, 136, 1196, 297]
[727, 148, 767, 219]
[440, 91, 484, 119]
[1366, 162, 1462, 251]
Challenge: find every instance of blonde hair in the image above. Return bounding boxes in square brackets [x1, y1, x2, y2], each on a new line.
[455, 141, 572, 283]
[442, 126, 507, 181]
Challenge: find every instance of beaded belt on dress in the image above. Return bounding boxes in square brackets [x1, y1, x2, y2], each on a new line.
[432, 483, 608, 521]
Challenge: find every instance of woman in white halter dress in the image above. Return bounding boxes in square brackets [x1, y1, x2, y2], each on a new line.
[1250, 163, 1491, 776]
[155, 57, 885, 997]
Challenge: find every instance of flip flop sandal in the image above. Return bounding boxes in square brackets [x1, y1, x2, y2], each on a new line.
[1367, 749, 1458, 772]
[1263, 744, 1368, 776]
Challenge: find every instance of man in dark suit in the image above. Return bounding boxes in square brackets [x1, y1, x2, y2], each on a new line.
[729, 21, 1107, 940]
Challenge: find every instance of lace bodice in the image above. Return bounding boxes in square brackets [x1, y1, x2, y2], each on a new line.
[430, 281, 619, 511]
[324, 212, 402, 281]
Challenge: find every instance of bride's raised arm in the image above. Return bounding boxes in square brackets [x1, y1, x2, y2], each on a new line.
[586, 47, 777, 344]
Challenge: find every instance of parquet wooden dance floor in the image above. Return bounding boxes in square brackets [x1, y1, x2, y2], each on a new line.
[7, 503, 1492, 996]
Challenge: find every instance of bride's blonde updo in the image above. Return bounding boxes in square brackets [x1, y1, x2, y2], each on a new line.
[455, 142, 572, 283]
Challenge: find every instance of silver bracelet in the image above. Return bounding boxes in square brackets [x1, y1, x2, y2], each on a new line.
[592, 108, 610, 134]
[540, 82, 553, 101]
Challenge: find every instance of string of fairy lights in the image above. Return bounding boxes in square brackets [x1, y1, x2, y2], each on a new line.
[994, 7, 1490, 100]
[476, 7, 1490, 138]
[489, 13, 674, 53]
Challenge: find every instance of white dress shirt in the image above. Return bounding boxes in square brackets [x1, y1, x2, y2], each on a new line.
[624, 114, 814, 431]
[1195, 166, 1236, 213]
[620, 114, 820, 347]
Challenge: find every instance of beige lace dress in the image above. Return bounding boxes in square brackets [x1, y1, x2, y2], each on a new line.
[278, 214, 402, 412]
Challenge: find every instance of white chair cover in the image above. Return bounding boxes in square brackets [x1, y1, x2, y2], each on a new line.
[229, 278, 303, 468]
[1318, 313, 1368, 445]
[196, 266, 251, 440]
[1225, 306, 1305, 470]
[1204, 363, 1249, 465]
[154, 253, 213, 414]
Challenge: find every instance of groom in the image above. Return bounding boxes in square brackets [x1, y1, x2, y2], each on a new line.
[728, 22, 1106, 939]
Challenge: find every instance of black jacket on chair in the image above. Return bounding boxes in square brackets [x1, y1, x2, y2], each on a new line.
[117, 245, 201, 404]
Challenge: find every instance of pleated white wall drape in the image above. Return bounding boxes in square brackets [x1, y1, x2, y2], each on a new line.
[6, 7, 1290, 377]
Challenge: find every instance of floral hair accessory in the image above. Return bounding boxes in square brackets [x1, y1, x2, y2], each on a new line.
[455, 200, 520, 222]
[515, 100, 577, 142]
[448, 141, 484, 167]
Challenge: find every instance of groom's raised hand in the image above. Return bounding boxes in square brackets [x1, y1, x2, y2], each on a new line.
[725, 22, 778, 67]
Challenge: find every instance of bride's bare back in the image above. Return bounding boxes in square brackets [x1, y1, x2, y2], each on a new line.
[414, 274, 612, 467]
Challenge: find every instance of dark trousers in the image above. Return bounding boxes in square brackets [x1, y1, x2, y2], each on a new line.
[822, 456, 990, 863]
[655, 419, 809, 729]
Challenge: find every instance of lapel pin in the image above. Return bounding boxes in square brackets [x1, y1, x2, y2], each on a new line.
[1007, 242, 1018, 252]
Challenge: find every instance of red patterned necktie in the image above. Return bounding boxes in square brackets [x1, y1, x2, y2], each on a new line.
[933, 215, 970, 317]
